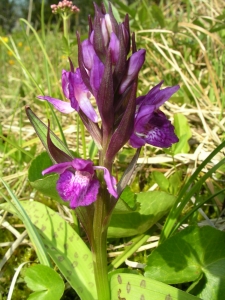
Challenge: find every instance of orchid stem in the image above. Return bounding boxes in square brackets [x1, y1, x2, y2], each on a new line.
[76, 114, 80, 155]
[80, 118, 86, 159]
[92, 191, 110, 300]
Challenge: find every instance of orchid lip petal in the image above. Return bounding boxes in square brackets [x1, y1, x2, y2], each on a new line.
[56, 170, 99, 208]
[42, 158, 117, 208]
[38, 96, 75, 114]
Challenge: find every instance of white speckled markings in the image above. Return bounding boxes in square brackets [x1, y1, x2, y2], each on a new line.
[110, 273, 201, 300]
[22, 201, 97, 300]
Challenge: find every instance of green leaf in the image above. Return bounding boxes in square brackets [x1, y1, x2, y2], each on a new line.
[168, 171, 182, 195]
[119, 186, 137, 210]
[171, 113, 192, 154]
[110, 273, 200, 300]
[0, 178, 51, 267]
[28, 152, 67, 205]
[151, 4, 165, 28]
[24, 265, 64, 300]
[108, 191, 176, 238]
[152, 171, 170, 192]
[2, 200, 97, 300]
[145, 226, 225, 299]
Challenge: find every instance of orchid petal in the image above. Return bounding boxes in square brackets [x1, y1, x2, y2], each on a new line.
[90, 55, 104, 97]
[82, 39, 96, 70]
[94, 166, 118, 198]
[109, 32, 120, 64]
[139, 83, 180, 109]
[130, 110, 178, 148]
[72, 158, 94, 174]
[62, 70, 70, 99]
[129, 133, 146, 148]
[56, 170, 99, 208]
[101, 17, 109, 46]
[42, 161, 72, 175]
[119, 49, 146, 94]
[38, 96, 75, 114]
[69, 69, 99, 122]
[144, 111, 178, 148]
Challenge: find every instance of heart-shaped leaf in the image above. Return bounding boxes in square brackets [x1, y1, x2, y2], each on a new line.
[24, 265, 64, 300]
[28, 152, 67, 205]
[145, 226, 225, 299]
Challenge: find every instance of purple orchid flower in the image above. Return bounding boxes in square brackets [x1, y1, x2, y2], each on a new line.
[129, 81, 180, 148]
[42, 158, 118, 209]
[38, 68, 98, 123]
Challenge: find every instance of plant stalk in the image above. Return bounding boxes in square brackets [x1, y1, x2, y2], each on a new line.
[92, 192, 111, 300]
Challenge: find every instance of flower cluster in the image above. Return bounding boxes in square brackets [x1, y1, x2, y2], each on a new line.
[51, 0, 80, 14]
[43, 158, 117, 208]
[39, 3, 179, 209]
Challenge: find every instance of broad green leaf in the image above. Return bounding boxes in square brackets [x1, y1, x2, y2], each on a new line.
[24, 265, 64, 300]
[108, 191, 176, 238]
[145, 226, 225, 300]
[0, 178, 51, 267]
[152, 171, 169, 192]
[2, 200, 97, 300]
[172, 113, 192, 154]
[110, 273, 200, 300]
[119, 186, 138, 210]
[28, 152, 67, 205]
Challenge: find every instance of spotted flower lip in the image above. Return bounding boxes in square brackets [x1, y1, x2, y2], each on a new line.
[129, 81, 180, 148]
[42, 158, 118, 209]
[38, 68, 98, 123]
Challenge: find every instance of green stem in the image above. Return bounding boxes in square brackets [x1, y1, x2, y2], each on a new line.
[92, 191, 111, 300]
[80, 119, 86, 159]
[62, 14, 69, 42]
[76, 114, 80, 156]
